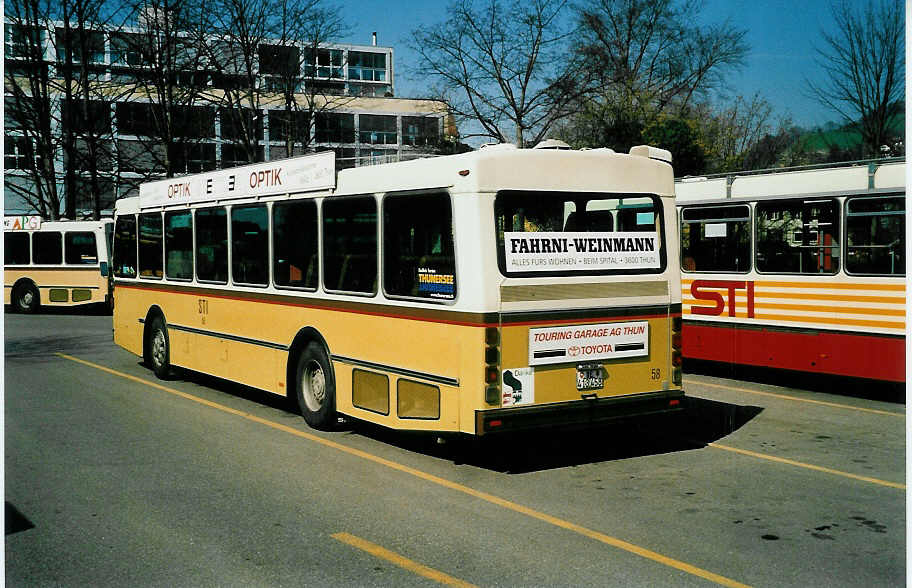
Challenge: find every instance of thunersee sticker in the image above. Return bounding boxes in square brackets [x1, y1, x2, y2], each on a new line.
[504, 231, 660, 271]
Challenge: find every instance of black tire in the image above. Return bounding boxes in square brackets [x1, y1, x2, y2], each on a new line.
[13, 283, 39, 314]
[295, 342, 336, 430]
[145, 316, 172, 379]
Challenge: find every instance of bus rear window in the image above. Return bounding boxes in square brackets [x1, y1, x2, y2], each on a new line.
[494, 191, 665, 276]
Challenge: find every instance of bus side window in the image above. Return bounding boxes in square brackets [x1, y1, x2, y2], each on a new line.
[273, 200, 318, 290]
[383, 192, 456, 300]
[680, 205, 751, 273]
[138, 213, 164, 279]
[323, 196, 377, 294]
[33, 231, 62, 265]
[5, 232, 30, 265]
[113, 215, 137, 278]
[757, 199, 839, 274]
[65, 231, 98, 264]
[231, 205, 268, 286]
[196, 208, 228, 284]
[845, 196, 904, 275]
[165, 211, 193, 280]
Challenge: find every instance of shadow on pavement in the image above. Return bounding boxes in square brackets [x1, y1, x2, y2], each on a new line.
[5, 502, 35, 535]
[159, 365, 764, 474]
[352, 396, 764, 474]
[685, 359, 905, 404]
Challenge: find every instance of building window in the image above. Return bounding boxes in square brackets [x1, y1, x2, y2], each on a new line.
[680, 205, 751, 272]
[5, 233, 30, 265]
[323, 196, 377, 293]
[845, 196, 904, 275]
[273, 200, 318, 289]
[259, 44, 299, 76]
[756, 199, 839, 274]
[316, 48, 343, 78]
[5, 136, 34, 170]
[55, 28, 105, 64]
[231, 205, 268, 286]
[33, 231, 62, 265]
[165, 211, 193, 280]
[383, 192, 456, 300]
[116, 102, 156, 136]
[195, 207, 228, 283]
[315, 112, 355, 144]
[348, 51, 386, 82]
[402, 116, 439, 147]
[138, 213, 163, 278]
[359, 114, 397, 145]
[269, 110, 310, 143]
[5, 24, 42, 59]
[113, 215, 137, 278]
[110, 33, 144, 66]
[65, 232, 98, 264]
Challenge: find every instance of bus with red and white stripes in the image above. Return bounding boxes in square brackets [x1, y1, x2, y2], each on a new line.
[675, 159, 905, 382]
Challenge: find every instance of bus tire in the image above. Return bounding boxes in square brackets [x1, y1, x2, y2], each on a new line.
[13, 283, 39, 314]
[146, 316, 172, 379]
[295, 342, 336, 430]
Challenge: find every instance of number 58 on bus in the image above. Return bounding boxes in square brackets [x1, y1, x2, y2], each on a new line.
[112, 143, 683, 436]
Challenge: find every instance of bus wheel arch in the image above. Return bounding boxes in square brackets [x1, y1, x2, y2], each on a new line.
[143, 307, 172, 379]
[288, 328, 337, 429]
[11, 279, 40, 313]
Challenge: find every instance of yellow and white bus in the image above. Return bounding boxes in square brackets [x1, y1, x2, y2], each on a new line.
[4, 216, 113, 313]
[112, 145, 683, 435]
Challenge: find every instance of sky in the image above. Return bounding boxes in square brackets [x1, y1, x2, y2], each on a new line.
[336, 0, 854, 130]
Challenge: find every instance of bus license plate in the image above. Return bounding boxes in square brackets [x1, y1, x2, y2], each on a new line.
[576, 363, 603, 391]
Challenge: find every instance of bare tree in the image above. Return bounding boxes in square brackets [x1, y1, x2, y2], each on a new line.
[116, 0, 213, 182]
[5, 0, 62, 218]
[567, 0, 747, 150]
[55, 0, 128, 218]
[808, 0, 904, 158]
[409, 0, 584, 147]
[263, 0, 349, 159]
[201, 0, 275, 164]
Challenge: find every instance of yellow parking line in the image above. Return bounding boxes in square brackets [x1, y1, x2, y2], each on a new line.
[709, 443, 905, 490]
[332, 532, 477, 588]
[57, 352, 751, 588]
[685, 378, 904, 417]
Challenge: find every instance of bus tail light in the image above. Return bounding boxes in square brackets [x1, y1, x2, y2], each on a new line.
[671, 316, 683, 386]
[484, 327, 501, 405]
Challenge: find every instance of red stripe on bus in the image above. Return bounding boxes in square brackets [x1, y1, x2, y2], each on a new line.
[683, 322, 904, 382]
[116, 283, 679, 328]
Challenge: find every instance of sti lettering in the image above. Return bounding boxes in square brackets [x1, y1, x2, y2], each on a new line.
[690, 280, 755, 318]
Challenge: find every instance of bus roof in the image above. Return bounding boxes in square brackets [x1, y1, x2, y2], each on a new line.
[126, 145, 675, 212]
[675, 159, 905, 202]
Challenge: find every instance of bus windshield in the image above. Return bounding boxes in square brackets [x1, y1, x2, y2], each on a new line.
[494, 190, 666, 276]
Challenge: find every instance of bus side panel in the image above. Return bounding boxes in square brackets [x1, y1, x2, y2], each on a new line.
[684, 322, 905, 382]
[7, 268, 108, 306]
[113, 284, 146, 356]
[115, 284, 471, 432]
[315, 311, 465, 433]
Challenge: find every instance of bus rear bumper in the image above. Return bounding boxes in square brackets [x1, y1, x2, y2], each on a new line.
[475, 390, 684, 435]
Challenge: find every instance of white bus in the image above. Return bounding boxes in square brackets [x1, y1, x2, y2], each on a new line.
[112, 145, 683, 435]
[4, 216, 113, 313]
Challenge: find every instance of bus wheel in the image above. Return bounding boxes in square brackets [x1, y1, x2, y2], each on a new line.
[295, 342, 336, 430]
[146, 316, 172, 379]
[14, 283, 39, 314]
